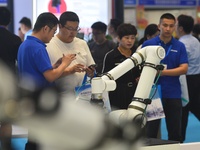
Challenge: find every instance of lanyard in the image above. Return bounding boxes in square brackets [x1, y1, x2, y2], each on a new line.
[159, 43, 172, 58]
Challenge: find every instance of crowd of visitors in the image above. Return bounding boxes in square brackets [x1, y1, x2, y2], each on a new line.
[0, 5, 200, 150]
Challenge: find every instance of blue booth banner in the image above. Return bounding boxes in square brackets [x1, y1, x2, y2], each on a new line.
[124, 0, 136, 5]
[0, 0, 7, 6]
[139, 0, 197, 6]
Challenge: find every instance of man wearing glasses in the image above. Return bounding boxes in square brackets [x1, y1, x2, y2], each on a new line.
[47, 11, 95, 100]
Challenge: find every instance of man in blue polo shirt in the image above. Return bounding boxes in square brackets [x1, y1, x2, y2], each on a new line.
[17, 13, 76, 150]
[142, 13, 188, 142]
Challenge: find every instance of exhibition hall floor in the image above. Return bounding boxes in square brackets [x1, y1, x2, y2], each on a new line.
[161, 112, 200, 143]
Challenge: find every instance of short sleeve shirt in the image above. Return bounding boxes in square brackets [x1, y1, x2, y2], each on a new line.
[142, 36, 188, 98]
[17, 36, 53, 88]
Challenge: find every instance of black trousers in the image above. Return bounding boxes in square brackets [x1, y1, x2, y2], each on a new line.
[25, 141, 39, 150]
[181, 74, 200, 142]
[146, 98, 182, 142]
[25, 133, 39, 150]
[0, 122, 12, 150]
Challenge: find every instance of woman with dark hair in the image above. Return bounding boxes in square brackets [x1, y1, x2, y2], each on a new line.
[137, 24, 160, 50]
[102, 23, 141, 110]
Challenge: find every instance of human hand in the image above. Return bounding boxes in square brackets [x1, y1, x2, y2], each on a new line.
[85, 64, 96, 77]
[135, 77, 140, 83]
[62, 54, 76, 67]
[71, 64, 86, 73]
[53, 57, 62, 69]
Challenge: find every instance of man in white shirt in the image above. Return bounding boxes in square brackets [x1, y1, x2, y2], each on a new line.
[176, 14, 200, 143]
[47, 11, 95, 100]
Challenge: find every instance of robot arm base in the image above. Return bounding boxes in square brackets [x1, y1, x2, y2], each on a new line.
[90, 97, 104, 108]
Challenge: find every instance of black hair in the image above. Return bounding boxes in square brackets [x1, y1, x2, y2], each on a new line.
[91, 21, 107, 33]
[117, 23, 137, 39]
[59, 11, 79, 27]
[0, 7, 11, 26]
[177, 15, 194, 34]
[160, 13, 176, 23]
[177, 14, 194, 34]
[138, 24, 159, 46]
[144, 24, 159, 39]
[33, 12, 58, 32]
[110, 18, 122, 31]
[192, 23, 200, 41]
[193, 23, 200, 34]
[19, 17, 32, 28]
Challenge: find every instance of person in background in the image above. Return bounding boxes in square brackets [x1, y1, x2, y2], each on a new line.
[108, 18, 123, 43]
[0, 7, 22, 74]
[137, 23, 160, 50]
[18, 27, 24, 41]
[19, 17, 32, 40]
[142, 13, 188, 142]
[0, 6, 22, 150]
[88, 21, 117, 74]
[192, 23, 200, 42]
[46, 11, 95, 100]
[102, 23, 141, 110]
[176, 14, 200, 143]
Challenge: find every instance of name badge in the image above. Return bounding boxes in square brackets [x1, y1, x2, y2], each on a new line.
[163, 64, 167, 70]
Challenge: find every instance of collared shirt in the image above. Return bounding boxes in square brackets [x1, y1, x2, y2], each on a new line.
[179, 34, 200, 75]
[24, 29, 33, 40]
[142, 36, 188, 99]
[18, 36, 53, 89]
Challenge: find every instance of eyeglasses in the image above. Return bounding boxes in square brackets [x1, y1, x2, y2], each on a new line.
[63, 25, 81, 32]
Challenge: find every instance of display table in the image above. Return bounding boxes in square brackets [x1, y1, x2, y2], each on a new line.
[140, 143, 180, 150]
[180, 142, 200, 150]
[139, 138, 200, 150]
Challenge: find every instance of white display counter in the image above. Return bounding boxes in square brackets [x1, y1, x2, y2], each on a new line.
[181, 142, 200, 150]
[139, 142, 200, 150]
[140, 143, 180, 150]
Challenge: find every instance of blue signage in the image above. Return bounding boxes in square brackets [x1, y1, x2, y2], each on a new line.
[139, 0, 196, 6]
[0, 0, 7, 3]
[0, 0, 7, 6]
[124, 0, 136, 5]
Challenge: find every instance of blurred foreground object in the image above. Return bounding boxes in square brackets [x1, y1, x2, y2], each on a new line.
[0, 61, 144, 150]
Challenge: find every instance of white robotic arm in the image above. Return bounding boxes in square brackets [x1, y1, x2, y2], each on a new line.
[91, 46, 165, 127]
